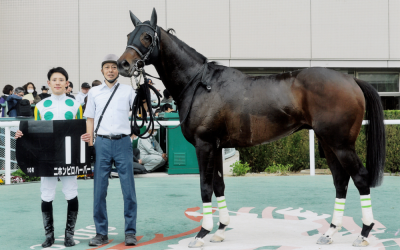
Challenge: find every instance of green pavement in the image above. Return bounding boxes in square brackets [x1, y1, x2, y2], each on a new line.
[1, 175, 399, 249]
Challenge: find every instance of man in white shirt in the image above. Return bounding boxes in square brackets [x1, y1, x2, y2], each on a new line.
[84, 54, 138, 247]
[75, 82, 91, 105]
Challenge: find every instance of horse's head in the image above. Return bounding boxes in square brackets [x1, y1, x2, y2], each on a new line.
[118, 8, 160, 77]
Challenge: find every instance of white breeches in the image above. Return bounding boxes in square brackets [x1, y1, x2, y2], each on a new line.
[41, 176, 78, 202]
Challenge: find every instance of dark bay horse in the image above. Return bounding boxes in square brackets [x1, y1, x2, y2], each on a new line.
[117, 9, 385, 248]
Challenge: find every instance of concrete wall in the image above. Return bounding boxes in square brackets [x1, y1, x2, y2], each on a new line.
[0, 0, 399, 93]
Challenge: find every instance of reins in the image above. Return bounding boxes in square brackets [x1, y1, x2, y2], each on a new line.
[126, 23, 212, 138]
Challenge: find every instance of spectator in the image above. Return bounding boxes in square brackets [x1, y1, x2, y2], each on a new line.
[137, 124, 167, 172]
[23, 82, 41, 104]
[0, 85, 14, 117]
[161, 103, 175, 113]
[6, 87, 25, 117]
[82, 80, 102, 112]
[161, 89, 173, 104]
[75, 82, 91, 105]
[38, 85, 51, 100]
[92, 80, 102, 87]
[66, 81, 75, 99]
[130, 134, 147, 174]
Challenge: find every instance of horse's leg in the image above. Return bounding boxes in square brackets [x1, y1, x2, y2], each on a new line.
[334, 148, 375, 247]
[317, 144, 350, 245]
[188, 141, 219, 248]
[210, 149, 230, 243]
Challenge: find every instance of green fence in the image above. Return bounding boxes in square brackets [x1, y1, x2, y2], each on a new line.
[237, 110, 400, 173]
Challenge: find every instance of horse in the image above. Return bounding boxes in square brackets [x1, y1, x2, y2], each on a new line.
[117, 8, 386, 248]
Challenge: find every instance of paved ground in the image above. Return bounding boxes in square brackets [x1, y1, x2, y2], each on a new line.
[1, 175, 400, 249]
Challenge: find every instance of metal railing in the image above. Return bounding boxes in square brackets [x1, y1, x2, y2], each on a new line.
[308, 119, 400, 176]
[0, 120, 237, 184]
[2, 119, 393, 183]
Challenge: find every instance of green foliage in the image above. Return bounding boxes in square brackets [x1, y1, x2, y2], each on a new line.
[230, 160, 251, 176]
[237, 110, 400, 173]
[11, 169, 40, 182]
[265, 163, 293, 175]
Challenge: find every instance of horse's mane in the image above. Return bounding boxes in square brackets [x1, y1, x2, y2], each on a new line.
[163, 27, 208, 63]
[269, 70, 302, 81]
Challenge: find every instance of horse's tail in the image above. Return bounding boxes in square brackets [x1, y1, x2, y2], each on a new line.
[354, 78, 386, 187]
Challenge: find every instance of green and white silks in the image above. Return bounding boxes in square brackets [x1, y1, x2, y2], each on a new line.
[360, 194, 374, 226]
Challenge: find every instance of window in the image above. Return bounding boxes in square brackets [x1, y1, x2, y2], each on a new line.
[357, 73, 400, 92]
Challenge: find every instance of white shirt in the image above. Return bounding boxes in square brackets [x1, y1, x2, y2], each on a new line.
[83, 81, 136, 136]
[75, 91, 87, 105]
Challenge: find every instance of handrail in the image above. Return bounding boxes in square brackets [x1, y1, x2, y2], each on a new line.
[308, 119, 400, 176]
[2, 119, 395, 183]
[0, 119, 236, 184]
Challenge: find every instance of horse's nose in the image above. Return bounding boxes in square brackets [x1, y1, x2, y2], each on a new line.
[120, 60, 131, 71]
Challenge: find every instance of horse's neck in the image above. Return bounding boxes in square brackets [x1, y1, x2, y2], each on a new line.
[153, 29, 206, 101]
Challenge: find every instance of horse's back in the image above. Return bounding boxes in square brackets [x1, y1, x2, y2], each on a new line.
[294, 67, 365, 143]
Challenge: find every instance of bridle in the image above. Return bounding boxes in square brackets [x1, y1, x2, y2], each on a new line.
[126, 23, 160, 78]
[125, 22, 212, 138]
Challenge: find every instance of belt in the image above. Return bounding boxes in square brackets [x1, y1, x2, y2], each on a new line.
[97, 134, 129, 140]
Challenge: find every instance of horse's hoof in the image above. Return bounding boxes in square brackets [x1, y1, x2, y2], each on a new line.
[188, 238, 205, 248]
[352, 235, 369, 247]
[210, 234, 224, 243]
[316, 235, 332, 245]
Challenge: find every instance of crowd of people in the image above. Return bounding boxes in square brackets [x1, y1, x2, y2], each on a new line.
[0, 80, 106, 118]
[9, 54, 175, 247]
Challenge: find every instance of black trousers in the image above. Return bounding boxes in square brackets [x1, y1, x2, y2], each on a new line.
[133, 148, 147, 174]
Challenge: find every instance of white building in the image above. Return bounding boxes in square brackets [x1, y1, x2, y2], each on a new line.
[1, 0, 399, 108]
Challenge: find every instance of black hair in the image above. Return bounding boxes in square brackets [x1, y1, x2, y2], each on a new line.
[47, 67, 69, 81]
[2, 85, 13, 95]
[92, 80, 102, 87]
[23, 82, 37, 93]
[163, 89, 171, 99]
[69, 82, 73, 88]
[161, 103, 173, 112]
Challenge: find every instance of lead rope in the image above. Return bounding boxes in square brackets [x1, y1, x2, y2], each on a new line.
[129, 63, 210, 138]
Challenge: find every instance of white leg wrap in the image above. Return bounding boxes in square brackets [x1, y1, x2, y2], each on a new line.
[217, 196, 230, 226]
[360, 194, 374, 226]
[331, 198, 346, 229]
[317, 198, 346, 245]
[202, 202, 213, 231]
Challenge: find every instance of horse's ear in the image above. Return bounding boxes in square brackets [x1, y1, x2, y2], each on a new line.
[150, 8, 157, 28]
[130, 11, 141, 27]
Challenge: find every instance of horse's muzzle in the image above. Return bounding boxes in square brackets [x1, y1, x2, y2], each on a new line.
[117, 60, 132, 77]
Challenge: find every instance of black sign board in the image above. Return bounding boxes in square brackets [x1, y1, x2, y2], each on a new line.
[16, 119, 91, 177]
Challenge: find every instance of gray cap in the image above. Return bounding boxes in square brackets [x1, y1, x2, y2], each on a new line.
[101, 54, 119, 67]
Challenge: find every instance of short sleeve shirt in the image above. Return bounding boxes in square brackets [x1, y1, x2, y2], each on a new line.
[83, 81, 135, 136]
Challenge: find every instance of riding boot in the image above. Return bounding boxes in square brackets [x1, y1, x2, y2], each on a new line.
[41, 211, 55, 248]
[65, 196, 79, 247]
[64, 210, 78, 247]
